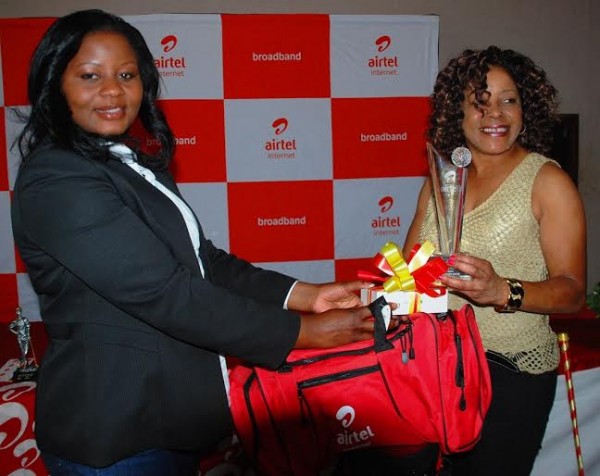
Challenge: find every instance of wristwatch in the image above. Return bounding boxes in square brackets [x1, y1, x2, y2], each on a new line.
[494, 278, 524, 313]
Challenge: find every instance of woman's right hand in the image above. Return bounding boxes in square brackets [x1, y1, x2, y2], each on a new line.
[294, 306, 380, 349]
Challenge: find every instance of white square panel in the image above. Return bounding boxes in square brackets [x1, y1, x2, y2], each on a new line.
[225, 98, 332, 182]
[178, 182, 229, 251]
[257, 259, 335, 284]
[0, 191, 14, 273]
[126, 14, 223, 99]
[330, 15, 439, 98]
[334, 177, 425, 258]
[17, 272, 41, 322]
[5, 106, 28, 190]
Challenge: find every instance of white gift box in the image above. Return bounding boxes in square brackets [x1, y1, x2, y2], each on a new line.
[361, 286, 448, 315]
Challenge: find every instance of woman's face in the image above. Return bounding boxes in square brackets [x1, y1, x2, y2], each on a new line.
[61, 31, 143, 137]
[461, 66, 523, 157]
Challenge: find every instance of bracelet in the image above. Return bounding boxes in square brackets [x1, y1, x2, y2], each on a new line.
[494, 278, 524, 313]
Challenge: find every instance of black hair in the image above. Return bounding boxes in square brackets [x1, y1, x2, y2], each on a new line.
[428, 45, 559, 158]
[17, 9, 174, 169]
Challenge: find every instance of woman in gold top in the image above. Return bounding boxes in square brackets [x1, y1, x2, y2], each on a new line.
[404, 46, 587, 476]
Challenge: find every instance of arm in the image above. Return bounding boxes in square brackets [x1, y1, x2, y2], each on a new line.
[13, 149, 299, 367]
[442, 163, 587, 314]
[203, 245, 378, 348]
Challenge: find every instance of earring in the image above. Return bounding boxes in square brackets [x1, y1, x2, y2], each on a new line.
[519, 125, 527, 136]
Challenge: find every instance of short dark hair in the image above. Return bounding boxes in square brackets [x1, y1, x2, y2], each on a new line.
[428, 45, 559, 158]
[17, 9, 174, 169]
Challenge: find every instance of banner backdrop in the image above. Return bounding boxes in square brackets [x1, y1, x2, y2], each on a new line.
[0, 14, 439, 323]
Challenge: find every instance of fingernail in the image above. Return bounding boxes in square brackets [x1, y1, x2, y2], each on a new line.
[447, 255, 456, 265]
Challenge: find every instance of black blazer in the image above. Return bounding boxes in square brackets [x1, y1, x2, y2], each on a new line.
[11, 144, 300, 467]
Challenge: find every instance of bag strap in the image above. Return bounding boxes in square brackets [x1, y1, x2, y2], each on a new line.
[368, 296, 394, 352]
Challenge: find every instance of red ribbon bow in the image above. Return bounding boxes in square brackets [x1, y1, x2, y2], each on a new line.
[358, 241, 448, 297]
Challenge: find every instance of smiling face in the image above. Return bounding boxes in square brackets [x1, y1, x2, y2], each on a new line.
[461, 66, 523, 158]
[61, 31, 143, 137]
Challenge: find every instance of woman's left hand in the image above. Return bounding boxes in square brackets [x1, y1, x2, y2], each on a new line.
[439, 254, 507, 307]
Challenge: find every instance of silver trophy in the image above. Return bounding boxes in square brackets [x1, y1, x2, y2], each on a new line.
[427, 142, 471, 280]
[8, 307, 39, 381]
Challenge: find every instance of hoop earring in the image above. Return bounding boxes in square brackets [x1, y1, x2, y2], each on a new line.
[519, 125, 527, 136]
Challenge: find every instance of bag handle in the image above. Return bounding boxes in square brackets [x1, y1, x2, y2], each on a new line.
[368, 296, 394, 352]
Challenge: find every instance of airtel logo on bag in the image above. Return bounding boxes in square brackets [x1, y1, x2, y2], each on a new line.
[335, 405, 375, 447]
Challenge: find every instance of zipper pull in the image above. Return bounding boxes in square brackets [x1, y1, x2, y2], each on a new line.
[298, 388, 309, 424]
[459, 387, 467, 411]
[454, 333, 467, 411]
[400, 333, 409, 364]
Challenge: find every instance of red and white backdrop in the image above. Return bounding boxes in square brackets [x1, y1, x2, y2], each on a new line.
[0, 14, 439, 325]
[2, 14, 598, 476]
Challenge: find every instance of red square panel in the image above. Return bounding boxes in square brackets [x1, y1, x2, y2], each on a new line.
[334, 257, 374, 282]
[332, 97, 430, 179]
[130, 99, 226, 183]
[228, 180, 333, 262]
[14, 245, 26, 274]
[222, 14, 330, 99]
[0, 18, 55, 106]
[0, 109, 7, 191]
[0, 274, 18, 323]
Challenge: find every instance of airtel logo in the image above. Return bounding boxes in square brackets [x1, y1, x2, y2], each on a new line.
[375, 35, 391, 52]
[272, 118, 288, 135]
[161, 35, 178, 53]
[378, 196, 394, 213]
[336, 405, 356, 428]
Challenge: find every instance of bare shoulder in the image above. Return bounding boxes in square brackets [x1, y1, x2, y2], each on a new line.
[532, 160, 584, 219]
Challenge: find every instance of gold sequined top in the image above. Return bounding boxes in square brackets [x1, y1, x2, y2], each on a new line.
[419, 153, 559, 374]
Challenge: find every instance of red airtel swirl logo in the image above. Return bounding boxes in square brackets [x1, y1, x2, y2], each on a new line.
[161, 35, 178, 53]
[272, 118, 289, 135]
[375, 35, 391, 52]
[378, 196, 394, 213]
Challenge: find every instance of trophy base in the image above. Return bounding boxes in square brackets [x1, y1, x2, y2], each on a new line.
[435, 253, 472, 281]
[445, 266, 472, 281]
[12, 364, 39, 382]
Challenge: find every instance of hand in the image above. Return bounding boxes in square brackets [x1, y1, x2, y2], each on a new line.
[311, 280, 373, 313]
[295, 306, 375, 349]
[439, 254, 507, 307]
[287, 280, 373, 313]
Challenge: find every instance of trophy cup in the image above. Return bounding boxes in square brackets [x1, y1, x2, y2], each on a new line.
[427, 142, 472, 280]
[8, 307, 39, 381]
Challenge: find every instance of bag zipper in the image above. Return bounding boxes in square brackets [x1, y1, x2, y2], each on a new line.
[447, 311, 467, 411]
[297, 364, 380, 389]
[280, 325, 411, 372]
[296, 365, 380, 420]
[296, 364, 380, 456]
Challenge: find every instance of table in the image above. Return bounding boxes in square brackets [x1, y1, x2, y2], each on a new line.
[0, 379, 44, 475]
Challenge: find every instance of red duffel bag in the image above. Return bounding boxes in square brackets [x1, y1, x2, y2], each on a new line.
[229, 300, 491, 475]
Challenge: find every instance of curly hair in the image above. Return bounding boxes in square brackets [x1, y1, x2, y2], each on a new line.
[428, 46, 559, 159]
[17, 9, 174, 170]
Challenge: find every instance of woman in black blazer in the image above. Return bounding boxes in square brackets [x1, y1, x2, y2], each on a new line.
[11, 10, 377, 475]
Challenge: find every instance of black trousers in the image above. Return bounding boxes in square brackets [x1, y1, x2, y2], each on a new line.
[447, 357, 557, 476]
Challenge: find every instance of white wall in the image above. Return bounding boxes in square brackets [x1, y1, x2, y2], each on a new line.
[2, 0, 598, 292]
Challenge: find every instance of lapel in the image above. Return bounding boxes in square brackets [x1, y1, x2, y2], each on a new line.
[105, 159, 208, 277]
